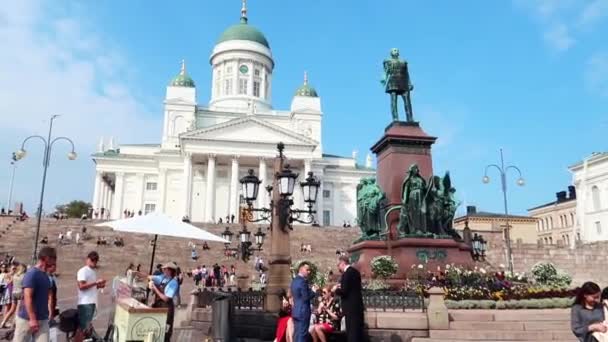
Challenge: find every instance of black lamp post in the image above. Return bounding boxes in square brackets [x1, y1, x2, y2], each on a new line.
[480, 236, 487, 261]
[238, 143, 321, 232]
[471, 233, 488, 262]
[472, 233, 482, 261]
[222, 224, 267, 262]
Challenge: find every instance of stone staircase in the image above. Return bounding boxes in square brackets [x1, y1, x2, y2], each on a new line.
[412, 309, 576, 342]
[0, 218, 359, 283]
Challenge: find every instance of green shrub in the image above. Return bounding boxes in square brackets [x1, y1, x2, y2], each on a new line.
[530, 262, 572, 288]
[291, 260, 320, 285]
[370, 255, 398, 279]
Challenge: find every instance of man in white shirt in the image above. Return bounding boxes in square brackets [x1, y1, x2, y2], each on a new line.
[75, 251, 105, 342]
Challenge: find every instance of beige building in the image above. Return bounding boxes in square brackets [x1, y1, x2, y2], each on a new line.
[453, 206, 538, 244]
[528, 186, 579, 248]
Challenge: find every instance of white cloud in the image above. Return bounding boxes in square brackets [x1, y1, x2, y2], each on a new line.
[579, 0, 608, 27]
[516, 0, 608, 51]
[0, 1, 161, 209]
[543, 23, 575, 51]
[585, 52, 608, 96]
[0, 1, 159, 148]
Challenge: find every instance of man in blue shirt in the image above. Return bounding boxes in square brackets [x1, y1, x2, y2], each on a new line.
[148, 262, 180, 342]
[13, 246, 57, 342]
[290, 262, 319, 342]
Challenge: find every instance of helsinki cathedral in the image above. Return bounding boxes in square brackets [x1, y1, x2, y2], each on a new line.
[91, 2, 375, 225]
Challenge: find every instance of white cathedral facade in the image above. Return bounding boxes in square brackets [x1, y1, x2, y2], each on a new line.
[91, 3, 375, 225]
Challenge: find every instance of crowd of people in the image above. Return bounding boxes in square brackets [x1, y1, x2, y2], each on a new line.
[275, 256, 365, 342]
[190, 264, 237, 288]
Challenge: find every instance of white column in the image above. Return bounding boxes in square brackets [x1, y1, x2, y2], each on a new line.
[304, 159, 312, 178]
[107, 189, 113, 218]
[112, 172, 125, 219]
[258, 157, 268, 209]
[92, 171, 102, 210]
[205, 154, 216, 223]
[99, 181, 107, 211]
[261, 68, 267, 100]
[136, 173, 145, 214]
[104, 182, 110, 212]
[229, 156, 240, 223]
[183, 154, 193, 218]
[157, 169, 168, 213]
[317, 171, 325, 226]
[333, 182, 341, 226]
[293, 162, 303, 211]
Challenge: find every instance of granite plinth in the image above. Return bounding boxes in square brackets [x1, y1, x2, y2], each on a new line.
[371, 121, 437, 239]
[348, 238, 473, 278]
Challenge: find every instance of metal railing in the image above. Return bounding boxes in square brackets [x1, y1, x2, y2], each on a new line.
[197, 288, 424, 312]
[196, 288, 265, 311]
[362, 289, 425, 312]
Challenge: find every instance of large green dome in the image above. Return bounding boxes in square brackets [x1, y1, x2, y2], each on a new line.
[217, 20, 270, 49]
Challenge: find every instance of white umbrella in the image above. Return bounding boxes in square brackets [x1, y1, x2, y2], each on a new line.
[95, 212, 228, 274]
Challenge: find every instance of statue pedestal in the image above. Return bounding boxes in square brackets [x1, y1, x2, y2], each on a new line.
[371, 121, 437, 238]
[347, 238, 473, 279]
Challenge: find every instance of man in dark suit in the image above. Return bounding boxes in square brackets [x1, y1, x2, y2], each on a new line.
[290, 262, 319, 342]
[333, 255, 365, 342]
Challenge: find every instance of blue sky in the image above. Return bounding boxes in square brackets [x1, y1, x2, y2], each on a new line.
[0, 0, 607, 216]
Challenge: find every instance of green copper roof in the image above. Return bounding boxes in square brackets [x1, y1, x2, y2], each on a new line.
[294, 72, 318, 97]
[217, 21, 270, 48]
[169, 60, 195, 87]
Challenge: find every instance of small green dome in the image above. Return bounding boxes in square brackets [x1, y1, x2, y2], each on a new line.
[294, 72, 318, 97]
[217, 22, 270, 48]
[169, 60, 195, 88]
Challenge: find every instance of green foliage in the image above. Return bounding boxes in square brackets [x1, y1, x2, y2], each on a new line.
[370, 255, 398, 279]
[530, 262, 572, 288]
[445, 297, 574, 310]
[55, 200, 91, 218]
[291, 260, 326, 286]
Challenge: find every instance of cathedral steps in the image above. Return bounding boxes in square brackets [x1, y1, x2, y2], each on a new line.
[412, 309, 575, 342]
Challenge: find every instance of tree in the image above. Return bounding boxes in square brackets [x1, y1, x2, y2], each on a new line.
[56, 200, 91, 218]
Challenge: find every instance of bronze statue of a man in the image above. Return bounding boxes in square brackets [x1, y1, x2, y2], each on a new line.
[381, 48, 414, 122]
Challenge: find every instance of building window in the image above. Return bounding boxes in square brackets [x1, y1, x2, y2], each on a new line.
[596, 221, 602, 235]
[323, 210, 331, 226]
[224, 79, 233, 95]
[144, 203, 156, 215]
[570, 213, 575, 227]
[253, 81, 260, 97]
[549, 217, 553, 229]
[592, 186, 602, 211]
[577, 232, 581, 241]
[226, 66, 233, 74]
[323, 190, 331, 199]
[254, 69, 260, 77]
[146, 182, 157, 191]
[549, 237, 553, 244]
[238, 79, 248, 95]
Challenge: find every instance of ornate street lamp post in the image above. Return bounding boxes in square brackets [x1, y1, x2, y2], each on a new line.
[14, 115, 77, 262]
[482, 148, 524, 274]
[237, 142, 321, 311]
[222, 225, 266, 262]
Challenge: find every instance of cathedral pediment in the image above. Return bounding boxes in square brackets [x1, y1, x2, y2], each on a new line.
[180, 116, 318, 146]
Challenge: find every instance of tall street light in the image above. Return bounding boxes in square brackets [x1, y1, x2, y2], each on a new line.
[239, 142, 321, 311]
[6, 153, 18, 212]
[482, 148, 524, 274]
[14, 115, 77, 262]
